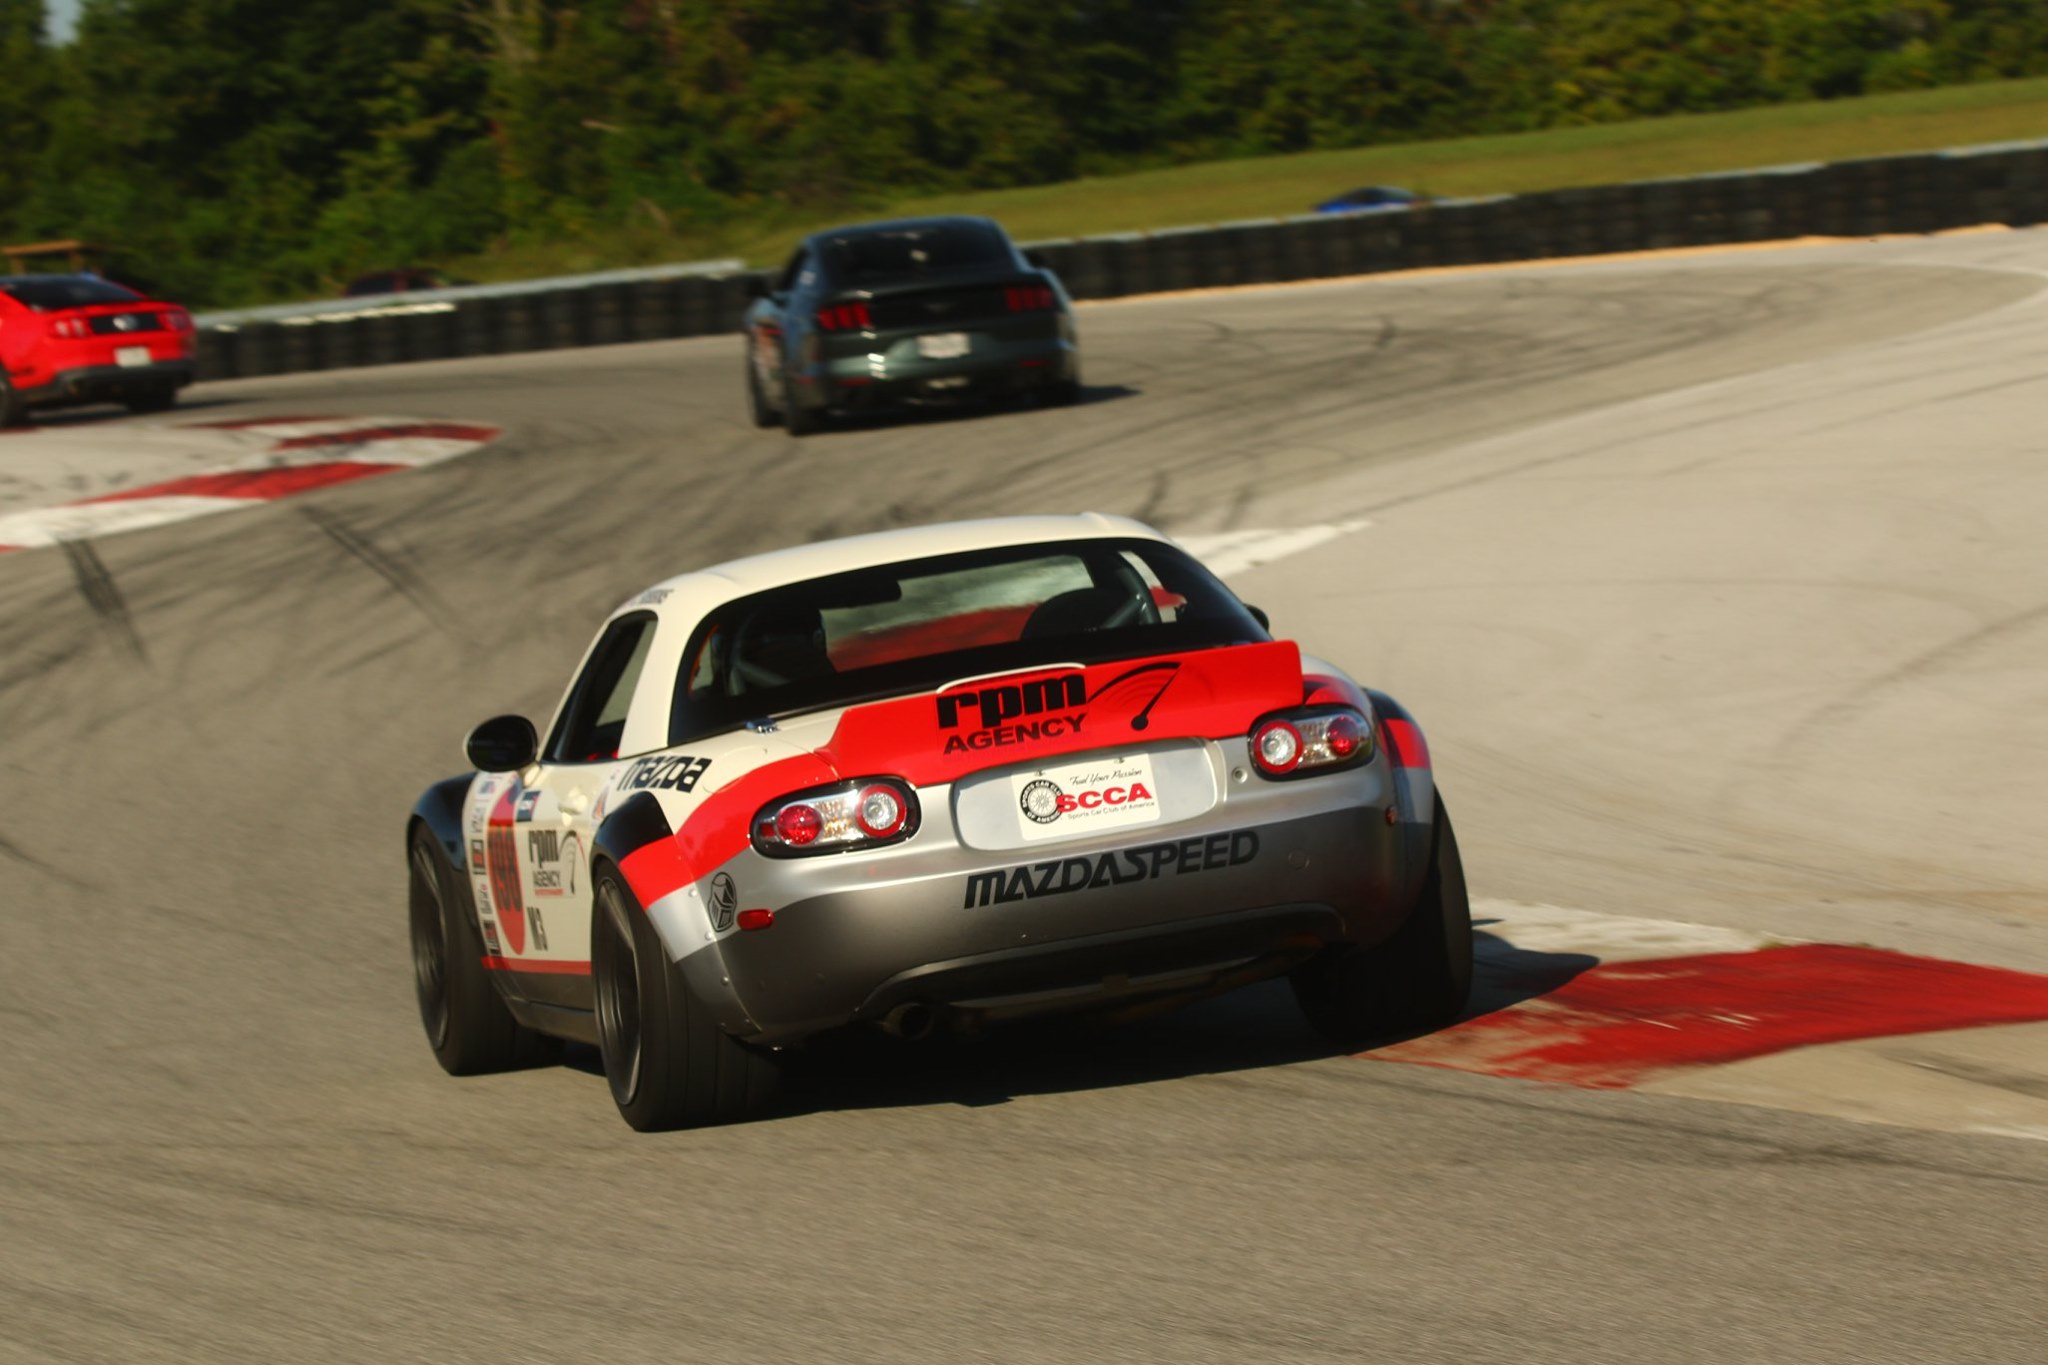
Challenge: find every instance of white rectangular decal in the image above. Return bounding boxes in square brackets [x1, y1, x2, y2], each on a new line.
[116, 346, 153, 368]
[1011, 753, 1161, 843]
[917, 332, 969, 359]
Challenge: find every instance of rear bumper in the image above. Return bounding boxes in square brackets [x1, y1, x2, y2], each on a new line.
[804, 335, 1077, 410]
[21, 360, 196, 407]
[664, 754, 1426, 1045]
[854, 902, 1346, 1030]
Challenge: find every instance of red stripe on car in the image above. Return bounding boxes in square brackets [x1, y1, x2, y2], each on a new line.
[1380, 716, 1430, 768]
[480, 956, 592, 975]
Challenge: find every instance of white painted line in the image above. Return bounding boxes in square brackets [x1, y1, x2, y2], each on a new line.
[1472, 898, 1784, 964]
[0, 495, 246, 548]
[1176, 519, 1373, 578]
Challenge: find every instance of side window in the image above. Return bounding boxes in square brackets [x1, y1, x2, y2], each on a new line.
[546, 613, 657, 764]
[777, 247, 812, 295]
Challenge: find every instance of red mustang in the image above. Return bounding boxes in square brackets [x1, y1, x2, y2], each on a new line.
[0, 274, 197, 426]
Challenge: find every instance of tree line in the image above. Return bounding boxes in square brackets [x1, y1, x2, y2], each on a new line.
[3, 0, 2044, 306]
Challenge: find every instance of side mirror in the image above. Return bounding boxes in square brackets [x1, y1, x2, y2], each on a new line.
[1024, 250, 1048, 269]
[743, 274, 771, 300]
[465, 715, 538, 772]
[1246, 605, 1271, 631]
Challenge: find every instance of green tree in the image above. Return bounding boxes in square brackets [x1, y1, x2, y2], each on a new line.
[0, 0, 53, 241]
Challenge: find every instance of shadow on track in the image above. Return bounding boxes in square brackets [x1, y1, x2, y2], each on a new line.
[549, 925, 1595, 1124]
[5, 394, 246, 431]
[803, 382, 1142, 437]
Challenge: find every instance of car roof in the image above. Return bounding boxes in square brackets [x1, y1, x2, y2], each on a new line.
[0, 273, 116, 287]
[630, 513, 1170, 611]
[804, 215, 1006, 247]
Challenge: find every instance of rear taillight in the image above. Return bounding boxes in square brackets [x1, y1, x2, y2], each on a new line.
[815, 302, 872, 332]
[752, 777, 920, 857]
[167, 310, 193, 332]
[50, 317, 90, 339]
[1005, 285, 1055, 312]
[1249, 707, 1374, 779]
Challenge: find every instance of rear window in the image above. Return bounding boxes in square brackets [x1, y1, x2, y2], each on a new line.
[0, 276, 145, 310]
[823, 223, 1011, 286]
[670, 539, 1268, 744]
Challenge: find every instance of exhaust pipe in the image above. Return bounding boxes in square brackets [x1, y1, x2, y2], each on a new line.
[880, 1002, 938, 1042]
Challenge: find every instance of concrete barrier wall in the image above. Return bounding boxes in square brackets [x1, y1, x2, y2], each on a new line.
[192, 138, 2048, 383]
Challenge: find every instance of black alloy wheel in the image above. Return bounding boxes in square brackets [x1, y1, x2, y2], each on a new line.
[406, 825, 554, 1075]
[593, 876, 645, 1110]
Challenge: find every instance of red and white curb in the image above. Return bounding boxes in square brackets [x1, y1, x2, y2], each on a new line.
[1369, 901, 2048, 1139]
[0, 415, 499, 553]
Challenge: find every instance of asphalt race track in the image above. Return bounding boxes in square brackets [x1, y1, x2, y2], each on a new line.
[3, 233, 2047, 1362]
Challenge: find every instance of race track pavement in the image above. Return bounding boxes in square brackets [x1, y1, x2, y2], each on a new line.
[2, 232, 2045, 1363]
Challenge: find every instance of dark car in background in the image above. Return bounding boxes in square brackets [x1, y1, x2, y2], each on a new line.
[0, 274, 197, 425]
[742, 216, 1079, 436]
[1313, 185, 1424, 215]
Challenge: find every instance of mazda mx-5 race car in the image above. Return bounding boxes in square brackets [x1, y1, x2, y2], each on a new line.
[407, 515, 1470, 1130]
[741, 215, 1079, 435]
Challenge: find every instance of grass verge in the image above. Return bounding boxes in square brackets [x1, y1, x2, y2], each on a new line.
[449, 76, 2048, 281]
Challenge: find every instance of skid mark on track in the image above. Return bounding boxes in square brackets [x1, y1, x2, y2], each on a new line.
[1769, 598, 2048, 759]
[298, 505, 460, 638]
[58, 539, 146, 664]
[0, 824, 93, 889]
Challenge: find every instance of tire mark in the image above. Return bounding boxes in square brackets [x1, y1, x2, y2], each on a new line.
[58, 539, 147, 664]
[1769, 599, 2048, 759]
[0, 824, 93, 889]
[298, 505, 461, 638]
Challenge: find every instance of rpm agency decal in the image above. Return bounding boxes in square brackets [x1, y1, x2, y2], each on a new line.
[936, 662, 1179, 754]
[1013, 754, 1160, 842]
[527, 828, 583, 898]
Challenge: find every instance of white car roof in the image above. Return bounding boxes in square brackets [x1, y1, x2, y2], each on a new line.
[593, 513, 1175, 757]
[636, 513, 1170, 607]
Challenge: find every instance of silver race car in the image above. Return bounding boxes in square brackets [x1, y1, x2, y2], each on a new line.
[741, 215, 1079, 434]
[407, 515, 1470, 1130]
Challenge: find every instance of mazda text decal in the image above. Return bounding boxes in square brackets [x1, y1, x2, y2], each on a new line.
[936, 663, 1179, 754]
[964, 830, 1258, 908]
[618, 754, 712, 793]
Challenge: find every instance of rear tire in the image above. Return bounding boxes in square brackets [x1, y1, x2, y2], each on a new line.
[783, 388, 820, 437]
[0, 376, 25, 428]
[1041, 378, 1081, 407]
[1292, 796, 1473, 1048]
[592, 868, 781, 1131]
[747, 359, 780, 428]
[408, 826, 555, 1075]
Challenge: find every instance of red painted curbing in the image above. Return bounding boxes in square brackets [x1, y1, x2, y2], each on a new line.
[83, 461, 407, 503]
[1370, 944, 2048, 1089]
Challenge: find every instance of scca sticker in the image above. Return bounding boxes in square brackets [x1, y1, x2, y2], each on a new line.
[964, 830, 1258, 908]
[1013, 753, 1161, 843]
[936, 662, 1178, 755]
